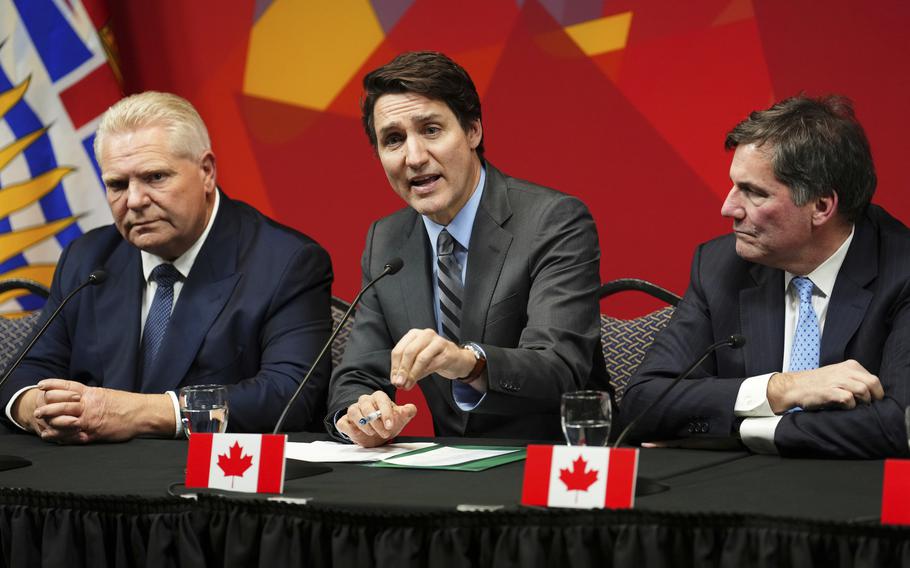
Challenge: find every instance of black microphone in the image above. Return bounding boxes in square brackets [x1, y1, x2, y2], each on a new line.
[0, 269, 106, 472]
[272, 258, 404, 434]
[0, 269, 108, 393]
[612, 334, 746, 449]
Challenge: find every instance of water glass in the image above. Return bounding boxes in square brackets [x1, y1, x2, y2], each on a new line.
[561, 390, 612, 446]
[905, 407, 910, 452]
[179, 385, 229, 436]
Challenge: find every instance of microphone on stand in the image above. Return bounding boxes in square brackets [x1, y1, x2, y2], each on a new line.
[0, 269, 108, 472]
[272, 258, 404, 435]
[613, 334, 747, 449]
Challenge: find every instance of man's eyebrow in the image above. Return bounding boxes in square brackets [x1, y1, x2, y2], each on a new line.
[378, 113, 445, 138]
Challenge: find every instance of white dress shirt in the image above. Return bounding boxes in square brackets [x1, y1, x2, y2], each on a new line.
[734, 226, 855, 454]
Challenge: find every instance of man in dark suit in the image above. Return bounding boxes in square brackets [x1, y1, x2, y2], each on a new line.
[327, 51, 605, 447]
[622, 95, 910, 458]
[1, 92, 332, 442]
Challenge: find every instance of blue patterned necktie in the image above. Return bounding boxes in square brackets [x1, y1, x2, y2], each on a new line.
[789, 276, 820, 373]
[436, 229, 464, 342]
[141, 263, 182, 383]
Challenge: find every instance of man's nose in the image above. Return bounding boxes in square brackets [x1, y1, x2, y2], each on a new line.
[720, 187, 744, 219]
[125, 181, 150, 209]
[404, 137, 428, 169]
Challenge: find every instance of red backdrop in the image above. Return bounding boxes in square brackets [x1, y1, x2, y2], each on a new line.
[108, 0, 910, 434]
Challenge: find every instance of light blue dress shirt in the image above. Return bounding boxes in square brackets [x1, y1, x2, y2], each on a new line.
[421, 166, 486, 410]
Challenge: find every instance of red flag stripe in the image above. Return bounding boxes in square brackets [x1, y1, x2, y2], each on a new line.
[881, 459, 910, 525]
[58, 63, 122, 130]
[256, 434, 286, 493]
[185, 433, 214, 488]
[521, 445, 554, 506]
[605, 447, 638, 509]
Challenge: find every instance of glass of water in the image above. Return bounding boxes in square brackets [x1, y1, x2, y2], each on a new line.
[179, 385, 229, 436]
[906, 407, 910, 452]
[561, 390, 612, 446]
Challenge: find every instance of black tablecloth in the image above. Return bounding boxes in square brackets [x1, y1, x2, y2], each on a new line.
[1, 431, 909, 567]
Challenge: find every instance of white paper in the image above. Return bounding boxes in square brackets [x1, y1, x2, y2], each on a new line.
[381, 446, 517, 467]
[284, 441, 436, 463]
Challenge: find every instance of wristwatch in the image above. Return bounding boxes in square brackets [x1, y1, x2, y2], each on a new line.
[457, 342, 486, 383]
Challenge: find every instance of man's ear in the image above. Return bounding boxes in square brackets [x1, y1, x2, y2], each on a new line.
[200, 151, 217, 193]
[811, 191, 839, 227]
[467, 119, 482, 150]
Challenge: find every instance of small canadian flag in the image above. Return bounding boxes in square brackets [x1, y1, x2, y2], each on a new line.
[185, 433, 287, 494]
[521, 445, 638, 509]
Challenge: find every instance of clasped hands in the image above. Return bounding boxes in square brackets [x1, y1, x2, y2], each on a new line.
[767, 359, 883, 413]
[336, 328, 480, 448]
[13, 379, 174, 444]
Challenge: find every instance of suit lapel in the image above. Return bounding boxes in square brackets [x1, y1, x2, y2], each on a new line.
[740, 263, 785, 375]
[461, 165, 513, 343]
[95, 242, 143, 390]
[142, 197, 241, 393]
[399, 213, 436, 332]
[821, 221, 875, 365]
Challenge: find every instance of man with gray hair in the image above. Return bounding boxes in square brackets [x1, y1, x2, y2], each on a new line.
[622, 95, 910, 458]
[0, 91, 333, 442]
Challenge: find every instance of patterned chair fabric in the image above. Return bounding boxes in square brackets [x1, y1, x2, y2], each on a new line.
[330, 296, 355, 370]
[0, 278, 49, 376]
[0, 312, 42, 377]
[600, 279, 682, 406]
[601, 307, 676, 405]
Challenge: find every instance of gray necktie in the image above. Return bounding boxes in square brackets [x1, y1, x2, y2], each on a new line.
[436, 229, 464, 342]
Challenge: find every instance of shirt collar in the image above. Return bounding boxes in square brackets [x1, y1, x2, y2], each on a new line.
[141, 189, 221, 282]
[784, 224, 855, 298]
[421, 165, 486, 250]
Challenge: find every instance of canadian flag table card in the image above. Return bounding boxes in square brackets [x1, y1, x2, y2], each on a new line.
[521, 445, 638, 509]
[186, 434, 287, 494]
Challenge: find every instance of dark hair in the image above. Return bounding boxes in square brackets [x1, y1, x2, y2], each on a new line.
[361, 51, 484, 159]
[725, 95, 876, 222]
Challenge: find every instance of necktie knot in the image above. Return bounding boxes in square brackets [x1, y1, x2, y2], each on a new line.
[151, 263, 181, 288]
[437, 230, 456, 257]
[792, 276, 814, 304]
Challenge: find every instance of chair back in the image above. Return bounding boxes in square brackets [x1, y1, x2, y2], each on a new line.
[0, 278, 49, 375]
[600, 279, 681, 405]
[330, 297, 355, 370]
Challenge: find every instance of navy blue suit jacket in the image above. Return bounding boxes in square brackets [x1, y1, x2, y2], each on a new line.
[622, 205, 910, 458]
[0, 193, 333, 433]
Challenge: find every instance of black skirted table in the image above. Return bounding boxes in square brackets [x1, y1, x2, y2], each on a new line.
[0, 431, 908, 567]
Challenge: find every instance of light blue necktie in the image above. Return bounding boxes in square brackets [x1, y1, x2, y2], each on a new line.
[141, 263, 182, 385]
[787, 276, 819, 412]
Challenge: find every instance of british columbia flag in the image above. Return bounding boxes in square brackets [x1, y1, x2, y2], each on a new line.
[0, 0, 121, 314]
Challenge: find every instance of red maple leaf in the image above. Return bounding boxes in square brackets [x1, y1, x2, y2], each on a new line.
[559, 455, 599, 493]
[217, 441, 253, 487]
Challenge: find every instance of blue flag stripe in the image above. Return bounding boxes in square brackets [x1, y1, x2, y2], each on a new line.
[13, 0, 93, 82]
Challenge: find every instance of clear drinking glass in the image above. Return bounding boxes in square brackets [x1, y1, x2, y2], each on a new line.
[561, 390, 612, 446]
[179, 385, 229, 436]
[905, 407, 910, 452]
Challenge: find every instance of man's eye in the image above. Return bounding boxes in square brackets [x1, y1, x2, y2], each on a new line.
[384, 135, 403, 147]
[425, 125, 441, 135]
[147, 172, 166, 183]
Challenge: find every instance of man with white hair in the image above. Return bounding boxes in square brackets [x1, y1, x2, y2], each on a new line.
[1, 91, 333, 442]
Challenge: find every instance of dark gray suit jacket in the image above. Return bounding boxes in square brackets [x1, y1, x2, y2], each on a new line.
[622, 205, 910, 458]
[327, 163, 606, 441]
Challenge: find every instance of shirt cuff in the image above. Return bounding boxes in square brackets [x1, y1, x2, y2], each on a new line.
[4, 385, 37, 431]
[333, 408, 352, 441]
[166, 390, 184, 438]
[453, 381, 485, 410]
[739, 416, 781, 454]
[734, 373, 775, 417]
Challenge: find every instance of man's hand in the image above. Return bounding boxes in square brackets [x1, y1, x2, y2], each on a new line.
[389, 328, 476, 390]
[335, 390, 417, 448]
[767, 360, 884, 414]
[26, 379, 176, 443]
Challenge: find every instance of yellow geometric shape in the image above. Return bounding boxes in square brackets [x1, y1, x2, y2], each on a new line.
[0, 167, 73, 219]
[0, 76, 30, 118]
[243, 0, 384, 110]
[0, 127, 47, 171]
[565, 12, 633, 56]
[0, 217, 78, 266]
